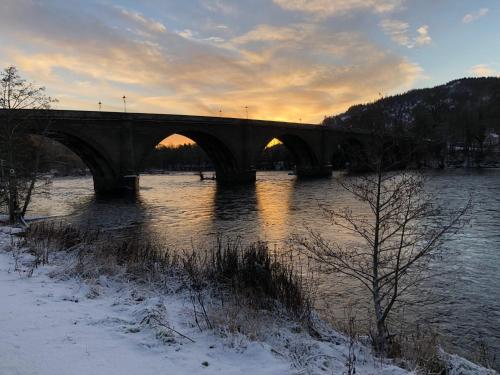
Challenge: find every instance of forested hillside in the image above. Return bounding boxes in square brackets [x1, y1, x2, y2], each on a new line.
[324, 77, 500, 167]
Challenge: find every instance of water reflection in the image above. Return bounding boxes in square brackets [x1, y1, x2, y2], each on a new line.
[256, 175, 295, 243]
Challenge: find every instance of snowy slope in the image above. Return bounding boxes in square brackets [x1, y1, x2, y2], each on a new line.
[0, 227, 494, 375]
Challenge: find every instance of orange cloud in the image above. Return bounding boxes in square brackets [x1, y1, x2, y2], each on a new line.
[470, 64, 498, 77]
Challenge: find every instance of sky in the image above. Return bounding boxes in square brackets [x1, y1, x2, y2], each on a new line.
[0, 0, 499, 145]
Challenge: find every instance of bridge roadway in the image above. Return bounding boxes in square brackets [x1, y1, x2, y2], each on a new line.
[0, 109, 371, 194]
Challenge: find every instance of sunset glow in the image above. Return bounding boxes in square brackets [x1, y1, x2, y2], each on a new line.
[1, 1, 499, 145]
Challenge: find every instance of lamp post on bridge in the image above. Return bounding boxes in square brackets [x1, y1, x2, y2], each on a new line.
[122, 96, 127, 113]
[98, 101, 102, 111]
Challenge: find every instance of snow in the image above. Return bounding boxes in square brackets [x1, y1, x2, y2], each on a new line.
[0, 230, 289, 375]
[0, 227, 495, 375]
[441, 349, 497, 375]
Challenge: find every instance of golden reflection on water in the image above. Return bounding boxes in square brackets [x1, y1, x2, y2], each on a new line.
[255, 177, 294, 243]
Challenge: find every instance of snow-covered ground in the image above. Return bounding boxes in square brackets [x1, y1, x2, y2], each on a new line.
[0, 227, 495, 375]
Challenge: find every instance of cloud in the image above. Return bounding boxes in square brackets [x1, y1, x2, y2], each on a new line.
[380, 19, 431, 48]
[201, 0, 236, 15]
[470, 64, 497, 77]
[0, 0, 423, 124]
[232, 24, 305, 44]
[114, 6, 167, 33]
[177, 29, 197, 39]
[379, 19, 410, 46]
[415, 25, 431, 46]
[176, 29, 226, 45]
[463, 8, 489, 24]
[273, 0, 404, 18]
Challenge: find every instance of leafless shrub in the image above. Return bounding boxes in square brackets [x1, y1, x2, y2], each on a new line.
[294, 168, 470, 355]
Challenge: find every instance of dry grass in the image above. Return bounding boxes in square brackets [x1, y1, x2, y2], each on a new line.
[184, 237, 314, 319]
[392, 326, 447, 374]
[23, 222, 313, 323]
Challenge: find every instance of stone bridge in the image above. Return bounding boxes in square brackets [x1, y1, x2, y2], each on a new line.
[1, 109, 373, 194]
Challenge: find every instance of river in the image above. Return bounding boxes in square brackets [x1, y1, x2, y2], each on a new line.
[27, 170, 500, 366]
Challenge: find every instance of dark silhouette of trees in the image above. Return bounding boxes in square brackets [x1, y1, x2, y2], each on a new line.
[141, 142, 295, 172]
[324, 77, 500, 167]
[0, 66, 57, 223]
[142, 143, 212, 172]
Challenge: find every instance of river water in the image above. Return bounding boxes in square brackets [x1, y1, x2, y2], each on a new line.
[28, 170, 500, 365]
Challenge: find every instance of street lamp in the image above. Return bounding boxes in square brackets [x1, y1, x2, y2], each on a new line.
[98, 101, 102, 111]
[122, 96, 127, 113]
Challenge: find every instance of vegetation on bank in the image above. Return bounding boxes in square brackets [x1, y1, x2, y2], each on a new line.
[10, 221, 494, 374]
[23, 221, 313, 324]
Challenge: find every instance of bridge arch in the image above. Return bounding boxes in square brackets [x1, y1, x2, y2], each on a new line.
[26, 130, 119, 193]
[254, 134, 327, 177]
[141, 130, 245, 183]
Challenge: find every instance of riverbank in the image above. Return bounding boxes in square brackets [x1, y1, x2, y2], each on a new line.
[0, 225, 406, 375]
[0, 225, 496, 375]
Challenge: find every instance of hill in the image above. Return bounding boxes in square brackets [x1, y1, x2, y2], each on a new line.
[325, 77, 500, 167]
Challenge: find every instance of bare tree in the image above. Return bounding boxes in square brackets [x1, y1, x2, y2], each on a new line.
[294, 137, 470, 355]
[0, 66, 57, 223]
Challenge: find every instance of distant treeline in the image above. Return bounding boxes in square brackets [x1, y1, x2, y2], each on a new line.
[142, 143, 295, 172]
[143, 143, 212, 171]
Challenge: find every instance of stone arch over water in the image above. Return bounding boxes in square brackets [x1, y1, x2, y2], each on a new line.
[254, 134, 328, 177]
[28, 130, 118, 193]
[141, 130, 242, 183]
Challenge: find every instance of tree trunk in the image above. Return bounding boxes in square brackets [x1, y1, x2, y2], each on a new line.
[21, 174, 36, 218]
[372, 158, 389, 355]
[8, 172, 19, 224]
[21, 144, 41, 218]
[374, 309, 388, 354]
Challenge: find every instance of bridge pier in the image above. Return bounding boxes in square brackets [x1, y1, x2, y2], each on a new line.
[296, 165, 332, 179]
[215, 170, 256, 184]
[93, 175, 139, 195]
